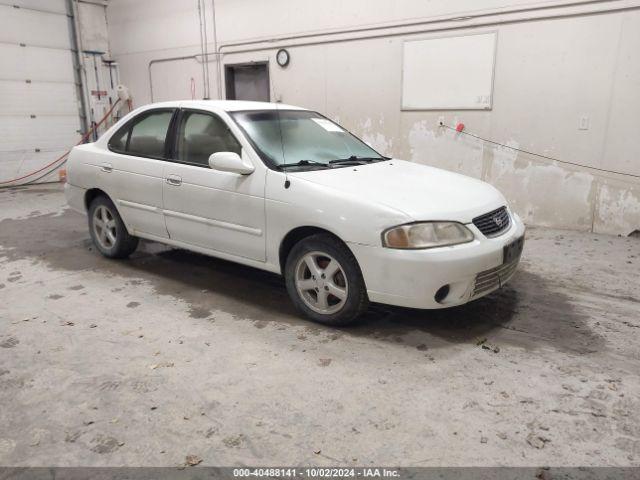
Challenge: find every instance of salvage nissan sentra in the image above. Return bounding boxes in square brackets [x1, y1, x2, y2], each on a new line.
[65, 100, 525, 325]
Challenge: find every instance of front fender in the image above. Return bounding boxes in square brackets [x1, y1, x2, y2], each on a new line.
[264, 170, 410, 268]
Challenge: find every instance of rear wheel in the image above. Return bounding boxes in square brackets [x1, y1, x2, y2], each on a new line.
[285, 234, 368, 326]
[88, 195, 138, 259]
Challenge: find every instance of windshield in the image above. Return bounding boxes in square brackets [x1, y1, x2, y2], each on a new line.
[230, 110, 384, 168]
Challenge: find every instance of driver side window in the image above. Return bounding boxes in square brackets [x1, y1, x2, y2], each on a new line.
[176, 111, 241, 167]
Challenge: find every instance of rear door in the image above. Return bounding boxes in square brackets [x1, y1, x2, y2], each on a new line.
[162, 109, 266, 261]
[103, 108, 176, 239]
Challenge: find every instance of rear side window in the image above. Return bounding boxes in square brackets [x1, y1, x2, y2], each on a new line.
[108, 109, 174, 158]
[176, 111, 241, 167]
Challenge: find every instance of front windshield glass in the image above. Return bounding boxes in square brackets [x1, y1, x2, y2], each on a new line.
[230, 110, 383, 167]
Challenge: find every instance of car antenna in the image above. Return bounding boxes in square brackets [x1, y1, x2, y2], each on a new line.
[275, 99, 290, 189]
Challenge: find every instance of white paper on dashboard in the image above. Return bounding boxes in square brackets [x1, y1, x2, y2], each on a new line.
[311, 118, 344, 132]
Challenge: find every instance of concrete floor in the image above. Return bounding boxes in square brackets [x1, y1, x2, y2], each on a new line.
[0, 183, 639, 467]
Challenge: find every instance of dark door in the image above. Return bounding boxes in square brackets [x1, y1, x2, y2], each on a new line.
[225, 63, 270, 102]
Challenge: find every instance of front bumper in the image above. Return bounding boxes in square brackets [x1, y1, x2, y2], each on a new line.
[349, 212, 526, 309]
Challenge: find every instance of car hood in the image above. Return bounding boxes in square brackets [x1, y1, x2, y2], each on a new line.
[288, 159, 507, 223]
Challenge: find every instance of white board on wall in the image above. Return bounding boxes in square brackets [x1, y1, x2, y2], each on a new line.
[402, 32, 497, 110]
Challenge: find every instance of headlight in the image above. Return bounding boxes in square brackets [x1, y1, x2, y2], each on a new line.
[382, 222, 474, 249]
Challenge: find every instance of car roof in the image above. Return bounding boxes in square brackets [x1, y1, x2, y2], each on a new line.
[146, 100, 308, 112]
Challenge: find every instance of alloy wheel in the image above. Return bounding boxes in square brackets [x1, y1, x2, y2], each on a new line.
[93, 205, 117, 250]
[295, 251, 348, 314]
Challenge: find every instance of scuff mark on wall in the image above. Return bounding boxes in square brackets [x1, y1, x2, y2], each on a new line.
[358, 117, 393, 156]
[408, 121, 483, 179]
[487, 150, 595, 230]
[406, 120, 602, 231]
[595, 181, 640, 235]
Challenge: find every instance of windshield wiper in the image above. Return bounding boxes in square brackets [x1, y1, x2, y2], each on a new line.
[328, 156, 384, 165]
[280, 159, 329, 169]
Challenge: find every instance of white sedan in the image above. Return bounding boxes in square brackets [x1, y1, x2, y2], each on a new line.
[65, 100, 525, 325]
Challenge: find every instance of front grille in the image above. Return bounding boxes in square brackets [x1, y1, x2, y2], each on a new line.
[473, 206, 510, 237]
[472, 258, 519, 297]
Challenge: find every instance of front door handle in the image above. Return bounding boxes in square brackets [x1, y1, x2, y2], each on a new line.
[165, 175, 182, 186]
[100, 163, 113, 173]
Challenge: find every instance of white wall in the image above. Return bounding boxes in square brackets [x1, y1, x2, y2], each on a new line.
[106, 0, 640, 235]
[107, 0, 216, 102]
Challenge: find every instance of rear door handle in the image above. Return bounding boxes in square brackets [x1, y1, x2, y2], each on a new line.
[100, 163, 113, 173]
[165, 175, 182, 186]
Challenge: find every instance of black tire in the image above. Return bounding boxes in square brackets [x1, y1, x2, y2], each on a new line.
[285, 233, 369, 326]
[88, 195, 138, 259]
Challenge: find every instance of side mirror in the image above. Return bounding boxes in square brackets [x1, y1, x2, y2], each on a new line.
[208, 151, 254, 175]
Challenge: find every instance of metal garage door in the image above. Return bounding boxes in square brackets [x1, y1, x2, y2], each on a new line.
[0, 0, 81, 184]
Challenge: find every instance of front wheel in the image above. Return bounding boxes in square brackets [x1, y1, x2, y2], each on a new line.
[285, 234, 369, 326]
[88, 195, 138, 259]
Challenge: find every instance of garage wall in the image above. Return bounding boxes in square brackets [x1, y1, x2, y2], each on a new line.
[106, 0, 640, 235]
[0, 0, 81, 184]
[0, 0, 123, 186]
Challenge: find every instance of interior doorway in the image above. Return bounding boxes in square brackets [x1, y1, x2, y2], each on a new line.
[225, 63, 270, 102]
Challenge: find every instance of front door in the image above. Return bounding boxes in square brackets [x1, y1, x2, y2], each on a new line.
[162, 109, 266, 261]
